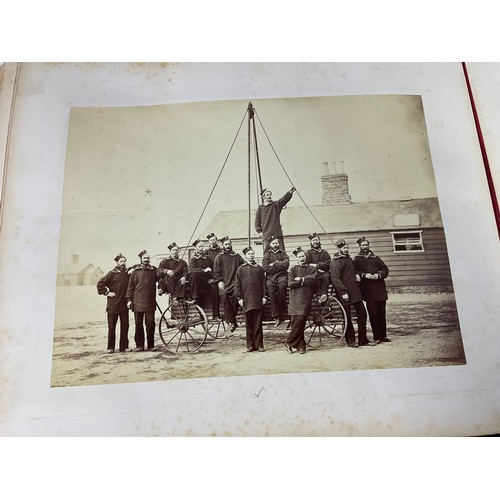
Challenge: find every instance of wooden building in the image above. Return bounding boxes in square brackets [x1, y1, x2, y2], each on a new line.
[56, 254, 104, 287]
[198, 171, 456, 294]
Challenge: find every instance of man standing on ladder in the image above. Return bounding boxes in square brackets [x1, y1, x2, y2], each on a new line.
[255, 186, 296, 252]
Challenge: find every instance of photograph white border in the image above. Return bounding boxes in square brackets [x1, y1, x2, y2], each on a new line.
[1, 62, 500, 436]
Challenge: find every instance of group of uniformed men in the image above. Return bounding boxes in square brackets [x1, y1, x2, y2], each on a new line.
[97, 187, 390, 355]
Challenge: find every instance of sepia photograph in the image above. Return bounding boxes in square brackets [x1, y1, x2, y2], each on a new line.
[1, 10, 498, 494]
[3, 61, 499, 437]
[51, 93, 466, 387]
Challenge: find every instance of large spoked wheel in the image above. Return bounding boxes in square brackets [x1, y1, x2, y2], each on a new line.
[159, 299, 208, 353]
[305, 296, 347, 349]
[206, 318, 230, 340]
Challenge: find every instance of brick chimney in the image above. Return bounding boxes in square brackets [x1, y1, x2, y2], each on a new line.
[321, 161, 352, 205]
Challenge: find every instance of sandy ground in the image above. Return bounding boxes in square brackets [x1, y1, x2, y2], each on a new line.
[50, 286, 466, 387]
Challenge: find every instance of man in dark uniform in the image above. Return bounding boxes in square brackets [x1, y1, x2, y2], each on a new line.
[330, 239, 371, 348]
[204, 232, 222, 320]
[235, 247, 268, 352]
[157, 242, 188, 299]
[354, 237, 390, 344]
[255, 186, 296, 252]
[213, 236, 244, 332]
[285, 247, 317, 355]
[97, 253, 131, 353]
[305, 232, 331, 304]
[187, 239, 213, 311]
[205, 233, 222, 262]
[262, 235, 290, 326]
[126, 250, 159, 351]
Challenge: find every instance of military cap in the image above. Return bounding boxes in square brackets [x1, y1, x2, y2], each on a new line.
[138, 250, 148, 258]
[335, 239, 347, 249]
[267, 235, 279, 242]
[242, 246, 253, 255]
[114, 253, 125, 262]
[206, 233, 216, 239]
[167, 242, 178, 251]
[292, 246, 305, 256]
[357, 237, 368, 245]
[308, 232, 319, 240]
[191, 239, 202, 247]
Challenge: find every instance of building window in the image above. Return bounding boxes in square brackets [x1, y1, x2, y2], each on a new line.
[391, 231, 425, 253]
[251, 240, 264, 263]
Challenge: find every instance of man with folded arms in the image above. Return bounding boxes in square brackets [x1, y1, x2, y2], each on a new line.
[354, 237, 390, 344]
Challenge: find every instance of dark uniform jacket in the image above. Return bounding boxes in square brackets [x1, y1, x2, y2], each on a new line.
[213, 250, 244, 295]
[235, 262, 267, 313]
[97, 266, 130, 314]
[126, 264, 158, 312]
[157, 256, 188, 297]
[255, 190, 292, 238]
[354, 251, 389, 302]
[262, 249, 289, 285]
[188, 254, 214, 279]
[305, 247, 331, 275]
[287, 264, 317, 315]
[205, 245, 222, 263]
[330, 253, 362, 304]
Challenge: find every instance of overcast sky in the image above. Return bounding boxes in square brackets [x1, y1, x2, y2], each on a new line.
[58, 94, 438, 271]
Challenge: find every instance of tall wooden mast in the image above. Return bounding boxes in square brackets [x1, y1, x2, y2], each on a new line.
[247, 102, 263, 247]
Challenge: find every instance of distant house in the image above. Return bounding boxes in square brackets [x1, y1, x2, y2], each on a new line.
[196, 169, 456, 294]
[57, 254, 104, 286]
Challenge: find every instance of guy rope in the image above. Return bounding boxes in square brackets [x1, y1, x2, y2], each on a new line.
[181, 101, 337, 258]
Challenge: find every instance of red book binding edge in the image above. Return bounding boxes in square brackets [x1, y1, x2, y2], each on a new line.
[462, 62, 500, 239]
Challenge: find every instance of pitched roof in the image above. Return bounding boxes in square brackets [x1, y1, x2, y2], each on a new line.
[201, 197, 443, 239]
[57, 263, 102, 275]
